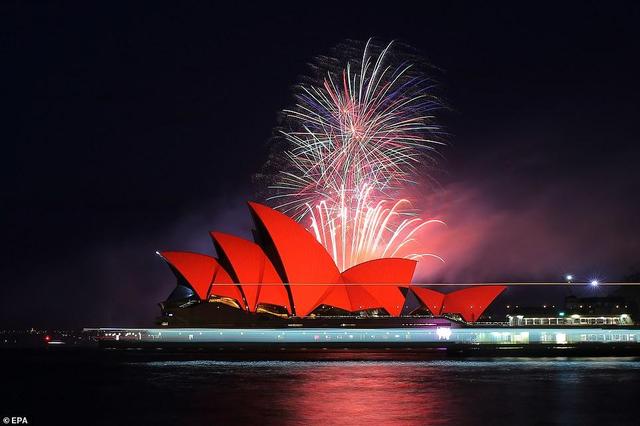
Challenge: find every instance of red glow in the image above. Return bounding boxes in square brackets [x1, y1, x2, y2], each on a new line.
[158, 251, 220, 300]
[159, 202, 505, 320]
[211, 231, 290, 313]
[441, 285, 506, 322]
[319, 284, 380, 312]
[411, 287, 446, 315]
[209, 264, 245, 309]
[159, 251, 245, 308]
[341, 259, 416, 316]
[249, 202, 341, 317]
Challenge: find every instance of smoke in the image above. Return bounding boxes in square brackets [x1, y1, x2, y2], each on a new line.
[5, 148, 638, 328]
[413, 176, 640, 284]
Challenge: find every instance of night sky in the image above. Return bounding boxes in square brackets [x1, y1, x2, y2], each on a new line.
[8, 2, 640, 327]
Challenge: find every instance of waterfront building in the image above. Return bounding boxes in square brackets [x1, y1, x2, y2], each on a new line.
[158, 202, 505, 327]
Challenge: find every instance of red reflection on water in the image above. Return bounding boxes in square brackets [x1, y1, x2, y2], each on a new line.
[279, 358, 456, 426]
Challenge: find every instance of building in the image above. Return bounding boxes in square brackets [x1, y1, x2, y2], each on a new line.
[158, 202, 505, 327]
[506, 296, 634, 326]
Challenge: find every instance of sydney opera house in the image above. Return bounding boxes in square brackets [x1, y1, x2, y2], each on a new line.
[157, 202, 505, 328]
[91, 202, 640, 354]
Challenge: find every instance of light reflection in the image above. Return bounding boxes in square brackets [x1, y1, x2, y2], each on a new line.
[282, 361, 454, 425]
[135, 359, 640, 425]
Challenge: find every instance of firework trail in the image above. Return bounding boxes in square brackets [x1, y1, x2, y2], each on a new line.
[265, 39, 445, 271]
[307, 184, 445, 271]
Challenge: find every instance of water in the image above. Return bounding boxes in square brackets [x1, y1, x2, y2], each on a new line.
[3, 352, 640, 425]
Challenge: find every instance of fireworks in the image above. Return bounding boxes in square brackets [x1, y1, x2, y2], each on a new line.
[307, 185, 445, 271]
[265, 39, 445, 270]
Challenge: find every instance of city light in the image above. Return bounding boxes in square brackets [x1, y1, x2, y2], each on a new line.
[566, 274, 573, 282]
[591, 280, 599, 286]
[436, 327, 452, 340]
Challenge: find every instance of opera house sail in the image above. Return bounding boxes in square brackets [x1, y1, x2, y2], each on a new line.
[89, 201, 640, 355]
[156, 202, 505, 328]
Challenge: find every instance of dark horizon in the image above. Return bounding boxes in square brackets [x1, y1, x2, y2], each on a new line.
[8, 2, 640, 328]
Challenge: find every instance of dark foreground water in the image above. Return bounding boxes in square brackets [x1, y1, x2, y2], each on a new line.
[2, 351, 640, 425]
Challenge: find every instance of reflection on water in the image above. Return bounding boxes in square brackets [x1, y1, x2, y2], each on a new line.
[151, 360, 457, 425]
[4, 355, 640, 425]
[132, 358, 640, 425]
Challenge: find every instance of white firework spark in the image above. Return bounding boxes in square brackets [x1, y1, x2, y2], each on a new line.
[267, 39, 445, 270]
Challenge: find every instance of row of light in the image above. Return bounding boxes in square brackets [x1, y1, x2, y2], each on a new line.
[565, 274, 599, 286]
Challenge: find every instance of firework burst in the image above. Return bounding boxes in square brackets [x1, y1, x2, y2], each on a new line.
[307, 185, 445, 271]
[265, 39, 445, 270]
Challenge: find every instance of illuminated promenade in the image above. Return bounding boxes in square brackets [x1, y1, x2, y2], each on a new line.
[95, 327, 640, 348]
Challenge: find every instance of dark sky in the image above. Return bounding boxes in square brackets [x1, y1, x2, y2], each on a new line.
[8, 2, 640, 327]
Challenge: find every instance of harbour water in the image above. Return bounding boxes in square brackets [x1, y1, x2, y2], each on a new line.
[2, 351, 640, 425]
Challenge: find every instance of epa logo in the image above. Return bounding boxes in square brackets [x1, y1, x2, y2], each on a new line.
[3, 418, 28, 424]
